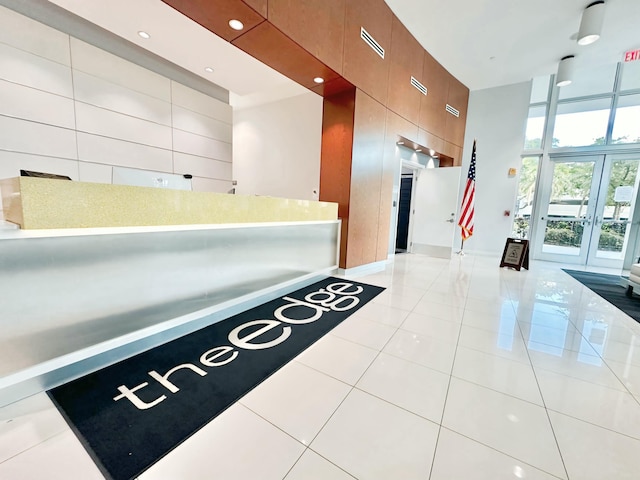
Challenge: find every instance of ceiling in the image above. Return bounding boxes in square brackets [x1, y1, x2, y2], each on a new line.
[386, 0, 640, 91]
[45, 0, 640, 102]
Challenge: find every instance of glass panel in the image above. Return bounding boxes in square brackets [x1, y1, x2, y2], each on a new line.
[542, 161, 595, 255]
[558, 62, 617, 99]
[595, 158, 640, 260]
[612, 94, 640, 144]
[530, 75, 551, 103]
[553, 98, 612, 148]
[512, 156, 539, 238]
[620, 61, 640, 91]
[524, 106, 546, 150]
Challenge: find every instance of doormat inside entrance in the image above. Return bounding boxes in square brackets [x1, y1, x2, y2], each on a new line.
[563, 269, 640, 324]
[48, 277, 384, 480]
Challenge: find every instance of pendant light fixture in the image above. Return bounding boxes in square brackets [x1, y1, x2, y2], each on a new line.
[577, 1, 605, 46]
[556, 55, 576, 87]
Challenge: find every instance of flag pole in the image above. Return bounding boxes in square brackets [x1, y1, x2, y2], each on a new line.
[456, 139, 477, 257]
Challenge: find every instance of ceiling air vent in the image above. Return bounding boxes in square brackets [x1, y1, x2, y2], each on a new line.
[361, 27, 384, 59]
[411, 76, 427, 95]
[446, 104, 460, 117]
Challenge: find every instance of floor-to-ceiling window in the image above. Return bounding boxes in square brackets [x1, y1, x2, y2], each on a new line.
[518, 60, 640, 269]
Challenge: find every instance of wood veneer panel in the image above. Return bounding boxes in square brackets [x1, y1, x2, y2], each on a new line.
[268, 0, 346, 75]
[386, 17, 424, 125]
[311, 77, 355, 97]
[320, 88, 356, 268]
[162, 0, 265, 42]
[343, 0, 392, 106]
[232, 22, 341, 90]
[243, 0, 267, 17]
[445, 77, 469, 147]
[419, 51, 449, 139]
[347, 89, 386, 268]
[417, 128, 444, 156]
[442, 140, 462, 164]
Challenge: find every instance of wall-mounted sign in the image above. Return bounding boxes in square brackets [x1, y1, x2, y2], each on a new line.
[624, 49, 640, 62]
[614, 185, 634, 203]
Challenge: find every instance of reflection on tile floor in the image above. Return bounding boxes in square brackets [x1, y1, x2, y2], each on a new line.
[2, 254, 640, 479]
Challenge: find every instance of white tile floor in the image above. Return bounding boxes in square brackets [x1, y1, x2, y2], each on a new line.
[3, 253, 640, 479]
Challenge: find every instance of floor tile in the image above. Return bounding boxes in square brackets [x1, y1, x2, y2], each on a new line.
[411, 299, 464, 322]
[383, 328, 457, 374]
[371, 291, 422, 311]
[329, 315, 397, 351]
[519, 321, 594, 356]
[310, 389, 438, 480]
[442, 378, 566, 478]
[549, 411, 640, 480]
[140, 403, 305, 480]
[356, 352, 449, 423]
[462, 310, 519, 334]
[600, 337, 640, 366]
[284, 449, 355, 480]
[399, 312, 461, 343]
[430, 428, 561, 480]
[418, 291, 466, 307]
[240, 362, 351, 445]
[464, 297, 516, 318]
[528, 349, 626, 391]
[0, 393, 69, 463]
[0, 431, 103, 480]
[458, 324, 531, 364]
[452, 346, 543, 405]
[535, 369, 640, 440]
[7, 253, 640, 479]
[295, 335, 378, 385]
[605, 358, 640, 396]
[351, 303, 410, 327]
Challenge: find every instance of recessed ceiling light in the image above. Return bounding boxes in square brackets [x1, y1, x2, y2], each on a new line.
[313, 77, 324, 84]
[229, 19, 244, 31]
[397, 141, 404, 145]
[429, 149, 435, 156]
[204, 67, 214, 73]
[137, 31, 150, 39]
[416, 149, 422, 153]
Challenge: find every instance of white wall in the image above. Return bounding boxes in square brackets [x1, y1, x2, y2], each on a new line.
[233, 92, 322, 201]
[0, 6, 233, 200]
[458, 81, 531, 255]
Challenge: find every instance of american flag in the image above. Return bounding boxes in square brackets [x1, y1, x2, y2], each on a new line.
[458, 140, 476, 241]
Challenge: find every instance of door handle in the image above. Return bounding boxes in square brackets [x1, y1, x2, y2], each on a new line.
[446, 219, 454, 223]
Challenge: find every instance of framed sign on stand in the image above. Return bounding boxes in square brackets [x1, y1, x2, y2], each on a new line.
[500, 238, 529, 271]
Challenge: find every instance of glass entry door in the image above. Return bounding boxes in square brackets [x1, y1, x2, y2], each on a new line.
[588, 154, 640, 268]
[534, 154, 640, 268]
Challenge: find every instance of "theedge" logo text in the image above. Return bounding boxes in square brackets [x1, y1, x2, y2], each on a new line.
[113, 282, 364, 410]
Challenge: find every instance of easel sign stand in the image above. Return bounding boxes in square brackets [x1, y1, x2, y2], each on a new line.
[499, 238, 529, 271]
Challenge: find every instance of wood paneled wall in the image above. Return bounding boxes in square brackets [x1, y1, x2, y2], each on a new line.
[161, 0, 470, 269]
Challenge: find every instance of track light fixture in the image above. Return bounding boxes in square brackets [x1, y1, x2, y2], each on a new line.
[556, 55, 576, 87]
[578, 1, 605, 46]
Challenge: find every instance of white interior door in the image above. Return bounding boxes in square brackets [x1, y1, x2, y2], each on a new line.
[412, 167, 462, 257]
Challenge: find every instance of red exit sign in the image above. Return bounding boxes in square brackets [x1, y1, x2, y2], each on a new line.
[624, 49, 640, 62]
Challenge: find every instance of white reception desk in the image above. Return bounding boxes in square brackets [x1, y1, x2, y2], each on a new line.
[0, 179, 340, 406]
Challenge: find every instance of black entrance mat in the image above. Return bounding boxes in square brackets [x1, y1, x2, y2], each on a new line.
[562, 269, 640, 323]
[48, 277, 384, 480]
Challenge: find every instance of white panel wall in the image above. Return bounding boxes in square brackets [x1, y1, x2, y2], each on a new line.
[458, 82, 532, 256]
[233, 92, 322, 201]
[0, 5, 233, 223]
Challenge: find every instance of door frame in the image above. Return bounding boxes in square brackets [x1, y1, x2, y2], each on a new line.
[532, 152, 640, 269]
[532, 154, 603, 264]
